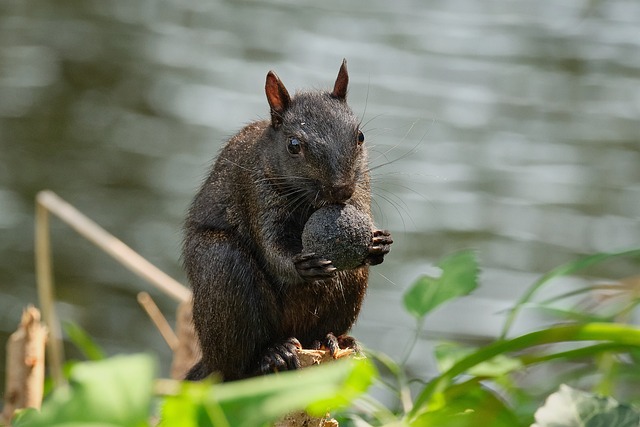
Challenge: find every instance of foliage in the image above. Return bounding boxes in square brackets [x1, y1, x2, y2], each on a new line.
[351, 247, 640, 426]
[10, 353, 375, 427]
[402, 249, 479, 319]
[161, 356, 376, 427]
[532, 384, 640, 427]
[13, 354, 155, 427]
[63, 321, 106, 361]
[8, 247, 640, 426]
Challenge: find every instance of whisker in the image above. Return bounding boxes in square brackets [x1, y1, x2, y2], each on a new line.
[290, 191, 314, 214]
[368, 117, 436, 173]
[363, 117, 421, 138]
[371, 189, 415, 232]
[375, 270, 400, 287]
[367, 146, 398, 166]
[370, 171, 441, 180]
[375, 186, 411, 212]
[390, 182, 433, 205]
[360, 113, 385, 132]
[254, 176, 315, 186]
[280, 187, 309, 201]
[368, 120, 420, 168]
[370, 175, 434, 206]
[370, 196, 385, 227]
[358, 77, 371, 128]
[219, 156, 255, 172]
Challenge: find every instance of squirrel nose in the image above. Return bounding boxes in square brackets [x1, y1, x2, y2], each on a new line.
[325, 184, 354, 203]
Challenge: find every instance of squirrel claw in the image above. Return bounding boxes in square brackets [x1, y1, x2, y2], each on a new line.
[294, 252, 337, 282]
[257, 337, 302, 375]
[365, 229, 393, 266]
[312, 333, 361, 358]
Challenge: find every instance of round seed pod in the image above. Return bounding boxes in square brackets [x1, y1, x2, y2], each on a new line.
[301, 204, 372, 270]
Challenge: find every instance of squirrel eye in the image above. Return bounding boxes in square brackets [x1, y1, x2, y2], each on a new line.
[357, 130, 365, 145]
[287, 137, 302, 155]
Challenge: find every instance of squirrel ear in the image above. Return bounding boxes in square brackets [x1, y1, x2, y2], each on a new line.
[265, 71, 291, 128]
[331, 59, 349, 101]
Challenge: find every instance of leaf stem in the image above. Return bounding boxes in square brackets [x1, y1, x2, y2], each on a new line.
[408, 322, 640, 420]
[500, 248, 640, 339]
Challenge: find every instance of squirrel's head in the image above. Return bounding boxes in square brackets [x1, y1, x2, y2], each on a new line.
[263, 59, 369, 207]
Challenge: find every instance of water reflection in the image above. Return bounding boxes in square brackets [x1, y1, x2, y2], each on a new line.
[1, 0, 639, 390]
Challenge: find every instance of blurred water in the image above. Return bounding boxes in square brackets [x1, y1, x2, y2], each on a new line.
[1, 0, 639, 390]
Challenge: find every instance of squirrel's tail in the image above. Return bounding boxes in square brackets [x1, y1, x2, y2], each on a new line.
[184, 359, 212, 381]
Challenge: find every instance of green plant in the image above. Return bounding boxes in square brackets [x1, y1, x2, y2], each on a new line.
[9, 247, 640, 426]
[343, 247, 640, 426]
[10, 353, 376, 427]
[13, 354, 156, 427]
[532, 384, 640, 427]
[162, 356, 375, 427]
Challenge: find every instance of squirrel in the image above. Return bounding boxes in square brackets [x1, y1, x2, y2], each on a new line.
[182, 60, 393, 381]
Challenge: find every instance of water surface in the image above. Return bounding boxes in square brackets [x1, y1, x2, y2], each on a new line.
[1, 0, 639, 389]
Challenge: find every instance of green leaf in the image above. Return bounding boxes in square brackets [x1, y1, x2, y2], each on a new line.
[409, 382, 521, 427]
[524, 304, 613, 323]
[532, 384, 640, 427]
[63, 321, 106, 361]
[410, 322, 640, 420]
[365, 348, 403, 378]
[162, 357, 377, 427]
[10, 408, 39, 426]
[435, 342, 522, 378]
[13, 354, 156, 427]
[403, 250, 479, 319]
[306, 356, 377, 415]
[501, 247, 640, 338]
[161, 380, 221, 427]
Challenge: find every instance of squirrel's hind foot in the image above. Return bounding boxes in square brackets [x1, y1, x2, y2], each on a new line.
[257, 337, 302, 375]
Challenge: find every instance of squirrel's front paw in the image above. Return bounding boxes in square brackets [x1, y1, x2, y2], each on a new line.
[365, 229, 393, 266]
[294, 252, 337, 282]
[312, 333, 361, 358]
[257, 337, 302, 375]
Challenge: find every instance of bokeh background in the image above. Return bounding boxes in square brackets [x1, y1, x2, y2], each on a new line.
[1, 0, 639, 399]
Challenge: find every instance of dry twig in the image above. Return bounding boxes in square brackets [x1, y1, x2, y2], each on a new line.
[137, 292, 179, 351]
[170, 299, 200, 380]
[2, 307, 47, 424]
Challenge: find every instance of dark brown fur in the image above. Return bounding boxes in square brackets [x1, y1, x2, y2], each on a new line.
[183, 60, 392, 381]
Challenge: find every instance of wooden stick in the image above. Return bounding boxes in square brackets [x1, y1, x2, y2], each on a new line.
[33, 190, 191, 389]
[36, 190, 191, 303]
[34, 198, 65, 388]
[170, 299, 200, 380]
[2, 307, 48, 423]
[137, 292, 179, 351]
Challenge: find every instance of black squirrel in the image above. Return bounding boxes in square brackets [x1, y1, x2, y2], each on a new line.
[183, 60, 393, 381]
